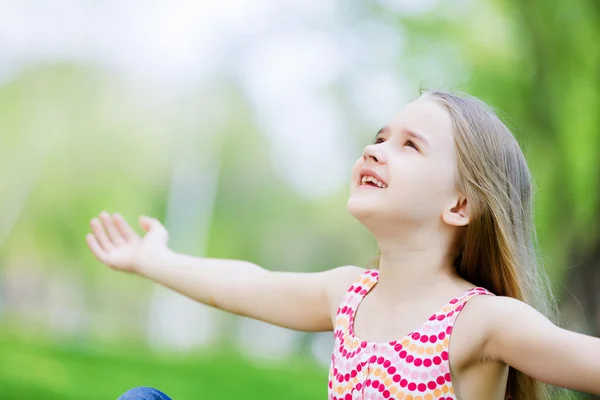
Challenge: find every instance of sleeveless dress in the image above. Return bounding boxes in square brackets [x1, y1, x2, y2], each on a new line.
[328, 269, 494, 400]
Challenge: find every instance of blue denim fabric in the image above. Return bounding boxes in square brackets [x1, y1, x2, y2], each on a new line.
[117, 387, 172, 400]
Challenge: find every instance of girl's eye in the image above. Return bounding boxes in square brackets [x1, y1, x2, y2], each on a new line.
[406, 140, 418, 150]
[373, 137, 418, 151]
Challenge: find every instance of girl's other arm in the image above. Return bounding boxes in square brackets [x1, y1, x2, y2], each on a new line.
[136, 252, 363, 332]
[86, 212, 364, 332]
[480, 296, 600, 394]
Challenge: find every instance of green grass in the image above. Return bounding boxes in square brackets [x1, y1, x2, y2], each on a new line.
[0, 327, 328, 400]
[2, 326, 585, 400]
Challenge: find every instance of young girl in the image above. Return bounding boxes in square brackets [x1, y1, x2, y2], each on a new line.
[86, 91, 600, 400]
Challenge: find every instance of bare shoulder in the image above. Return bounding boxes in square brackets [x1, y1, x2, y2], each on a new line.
[456, 294, 538, 334]
[460, 294, 549, 328]
[323, 265, 366, 316]
[452, 294, 553, 363]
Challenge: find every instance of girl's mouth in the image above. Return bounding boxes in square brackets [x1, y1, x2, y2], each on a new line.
[360, 175, 387, 188]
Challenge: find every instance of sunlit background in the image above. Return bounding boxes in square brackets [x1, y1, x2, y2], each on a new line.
[0, 0, 599, 399]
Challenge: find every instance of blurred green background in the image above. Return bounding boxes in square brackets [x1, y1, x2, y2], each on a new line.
[0, 0, 599, 399]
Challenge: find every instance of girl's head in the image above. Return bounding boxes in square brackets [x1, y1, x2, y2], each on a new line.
[348, 90, 555, 399]
[347, 93, 466, 232]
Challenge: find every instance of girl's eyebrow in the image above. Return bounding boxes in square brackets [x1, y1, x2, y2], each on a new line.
[376, 126, 430, 147]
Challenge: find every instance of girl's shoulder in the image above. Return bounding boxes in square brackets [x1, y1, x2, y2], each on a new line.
[455, 294, 530, 323]
[452, 294, 541, 346]
[450, 294, 563, 372]
[457, 294, 548, 330]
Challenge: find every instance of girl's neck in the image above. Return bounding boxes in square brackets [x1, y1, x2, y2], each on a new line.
[374, 232, 464, 305]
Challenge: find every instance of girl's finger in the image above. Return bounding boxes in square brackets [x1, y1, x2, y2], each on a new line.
[139, 216, 169, 244]
[139, 215, 153, 232]
[112, 213, 139, 242]
[86, 233, 108, 263]
[99, 211, 125, 245]
[90, 217, 115, 251]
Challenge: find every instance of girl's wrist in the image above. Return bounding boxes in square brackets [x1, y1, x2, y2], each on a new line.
[135, 248, 177, 277]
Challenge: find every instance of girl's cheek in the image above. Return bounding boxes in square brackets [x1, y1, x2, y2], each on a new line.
[351, 159, 364, 176]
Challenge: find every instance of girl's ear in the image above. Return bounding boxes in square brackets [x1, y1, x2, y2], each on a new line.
[442, 195, 469, 227]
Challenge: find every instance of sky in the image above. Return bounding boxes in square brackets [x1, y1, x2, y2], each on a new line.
[0, 0, 437, 198]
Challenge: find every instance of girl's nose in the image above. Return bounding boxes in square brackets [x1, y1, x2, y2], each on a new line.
[362, 144, 386, 163]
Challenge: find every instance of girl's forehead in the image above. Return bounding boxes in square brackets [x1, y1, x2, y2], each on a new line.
[387, 99, 455, 146]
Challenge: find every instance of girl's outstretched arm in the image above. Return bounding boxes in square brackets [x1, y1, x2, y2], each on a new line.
[86, 211, 364, 332]
[478, 296, 600, 394]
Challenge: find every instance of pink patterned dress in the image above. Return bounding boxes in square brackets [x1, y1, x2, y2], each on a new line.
[328, 269, 494, 400]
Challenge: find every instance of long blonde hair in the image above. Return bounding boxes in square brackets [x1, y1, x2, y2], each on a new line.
[371, 90, 558, 399]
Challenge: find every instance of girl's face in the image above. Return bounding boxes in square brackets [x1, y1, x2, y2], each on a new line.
[347, 98, 462, 229]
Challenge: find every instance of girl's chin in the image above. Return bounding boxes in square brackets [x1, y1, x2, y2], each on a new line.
[346, 195, 383, 217]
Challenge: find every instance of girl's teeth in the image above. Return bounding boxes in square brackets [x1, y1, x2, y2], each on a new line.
[360, 176, 387, 188]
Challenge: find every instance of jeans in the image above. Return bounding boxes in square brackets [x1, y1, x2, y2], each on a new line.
[117, 387, 172, 400]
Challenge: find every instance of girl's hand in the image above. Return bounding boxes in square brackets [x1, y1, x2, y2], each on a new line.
[86, 212, 170, 274]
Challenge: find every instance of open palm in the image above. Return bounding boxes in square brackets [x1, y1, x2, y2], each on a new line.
[86, 212, 169, 273]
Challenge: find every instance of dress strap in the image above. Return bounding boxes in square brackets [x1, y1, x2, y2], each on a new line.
[343, 269, 379, 309]
[442, 287, 495, 333]
[334, 269, 379, 335]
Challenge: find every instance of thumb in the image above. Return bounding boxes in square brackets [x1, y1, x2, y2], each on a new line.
[139, 215, 154, 232]
[139, 216, 169, 242]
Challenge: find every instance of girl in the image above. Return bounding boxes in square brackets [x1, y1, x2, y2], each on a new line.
[87, 91, 600, 400]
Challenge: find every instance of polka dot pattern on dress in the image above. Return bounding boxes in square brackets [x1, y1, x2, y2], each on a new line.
[328, 270, 494, 400]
